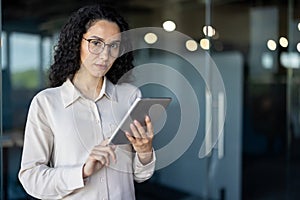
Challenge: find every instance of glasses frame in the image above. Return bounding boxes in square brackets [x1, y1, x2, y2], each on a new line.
[82, 37, 123, 58]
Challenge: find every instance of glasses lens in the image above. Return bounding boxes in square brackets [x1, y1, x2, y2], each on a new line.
[87, 39, 124, 58]
[109, 42, 122, 58]
[88, 39, 104, 54]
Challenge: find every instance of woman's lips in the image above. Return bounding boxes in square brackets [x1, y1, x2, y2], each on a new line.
[95, 64, 107, 69]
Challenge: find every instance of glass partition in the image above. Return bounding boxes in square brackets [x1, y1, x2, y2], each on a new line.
[1, 0, 300, 199]
[1, 0, 3, 197]
[1, 29, 53, 199]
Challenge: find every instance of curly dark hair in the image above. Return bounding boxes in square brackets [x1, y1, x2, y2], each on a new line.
[48, 4, 134, 87]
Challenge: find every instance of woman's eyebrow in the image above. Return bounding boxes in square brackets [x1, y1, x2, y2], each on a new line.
[87, 35, 121, 43]
[88, 35, 104, 40]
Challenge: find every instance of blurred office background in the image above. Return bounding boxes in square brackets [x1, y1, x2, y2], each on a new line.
[1, 0, 300, 199]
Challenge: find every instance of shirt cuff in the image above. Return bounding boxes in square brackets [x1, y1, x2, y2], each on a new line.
[134, 149, 156, 168]
[58, 164, 85, 191]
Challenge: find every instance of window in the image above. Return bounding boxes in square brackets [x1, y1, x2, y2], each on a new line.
[1, 32, 7, 69]
[10, 32, 40, 89]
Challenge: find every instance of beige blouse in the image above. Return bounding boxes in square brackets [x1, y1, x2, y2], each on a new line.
[19, 77, 156, 200]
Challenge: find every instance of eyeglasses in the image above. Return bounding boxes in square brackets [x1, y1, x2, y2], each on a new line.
[82, 37, 123, 58]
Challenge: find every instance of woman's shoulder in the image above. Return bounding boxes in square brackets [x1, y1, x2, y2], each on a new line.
[32, 86, 62, 103]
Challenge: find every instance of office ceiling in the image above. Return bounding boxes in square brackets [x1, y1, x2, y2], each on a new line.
[3, 0, 299, 52]
[3, 0, 247, 34]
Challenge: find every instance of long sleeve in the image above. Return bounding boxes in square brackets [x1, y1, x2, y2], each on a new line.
[19, 79, 156, 199]
[18, 96, 84, 199]
[133, 151, 156, 183]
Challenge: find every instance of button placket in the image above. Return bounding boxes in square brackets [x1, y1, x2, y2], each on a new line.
[100, 177, 105, 183]
[89, 101, 103, 143]
[92, 102, 101, 123]
[103, 168, 110, 200]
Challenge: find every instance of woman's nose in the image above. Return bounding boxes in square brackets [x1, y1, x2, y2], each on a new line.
[99, 46, 110, 60]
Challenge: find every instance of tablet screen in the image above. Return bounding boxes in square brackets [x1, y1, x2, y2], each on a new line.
[108, 97, 172, 145]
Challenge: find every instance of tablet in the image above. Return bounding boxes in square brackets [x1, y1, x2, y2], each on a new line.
[108, 97, 172, 145]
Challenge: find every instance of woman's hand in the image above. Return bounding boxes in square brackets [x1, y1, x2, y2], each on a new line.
[125, 115, 154, 165]
[83, 139, 116, 178]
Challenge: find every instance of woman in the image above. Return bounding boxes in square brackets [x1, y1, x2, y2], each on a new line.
[19, 4, 155, 200]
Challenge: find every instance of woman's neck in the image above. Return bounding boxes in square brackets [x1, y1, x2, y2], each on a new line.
[72, 72, 103, 100]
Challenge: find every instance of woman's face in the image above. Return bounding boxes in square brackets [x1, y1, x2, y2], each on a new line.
[80, 20, 121, 79]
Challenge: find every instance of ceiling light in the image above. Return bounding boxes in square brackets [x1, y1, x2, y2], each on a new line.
[203, 25, 215, 37]
[185, 40, 198, 51]
[279, 37, 288, 48]
[144, 33, 158, 44]
[200, 38, 210, 50]
[162, 20, 176, 32]
[267, 40, 277, 51]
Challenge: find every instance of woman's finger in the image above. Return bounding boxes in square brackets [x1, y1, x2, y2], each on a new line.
[92, 146, 116, 163]
[89, 152, 106, 166]
[133, 120, 147, 138]
[130, 122, 141, 139]
[145, 115, 154, 138]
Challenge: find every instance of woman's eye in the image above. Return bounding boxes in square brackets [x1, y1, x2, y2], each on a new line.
[91, 40, 102, 46]
[110, 43, 120, 49]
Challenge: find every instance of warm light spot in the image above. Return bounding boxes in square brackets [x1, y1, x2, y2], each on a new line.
[144, 33, 158, 44]
[267, 40, 277, 51]
[200, 38, 210, 50]
[162, 20, 176, 32]
[279, 37, 288, 48]
[203, 25, 216, 37]
[185, 40, 198, 51]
